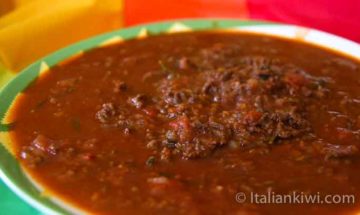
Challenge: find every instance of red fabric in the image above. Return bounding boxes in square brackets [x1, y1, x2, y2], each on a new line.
[247, 0, 360, 42]
[124, 0, 360, 43]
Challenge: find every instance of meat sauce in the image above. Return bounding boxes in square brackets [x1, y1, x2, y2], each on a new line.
[9, 31, 360, 214]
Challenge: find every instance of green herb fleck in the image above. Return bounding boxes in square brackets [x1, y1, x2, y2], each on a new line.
[0, 122, 16, 132]
[70, 118, 81, 132]
[158, 60, 177, 74]
[146, 156, 156, 167]
[159, 171, 175, 178]
[158, 60, 169, 72]
[31, 98, 47, 112]
[268, 135, 277, 144]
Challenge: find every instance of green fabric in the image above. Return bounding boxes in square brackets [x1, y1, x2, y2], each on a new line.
[0, 181, 39, 214]
[0, 66, 39, 214]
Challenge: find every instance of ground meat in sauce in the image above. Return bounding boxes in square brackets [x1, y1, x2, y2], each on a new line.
[93, 55, 322, 159]
[11, 32, 360, 215]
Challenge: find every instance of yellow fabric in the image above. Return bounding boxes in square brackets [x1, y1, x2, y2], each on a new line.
[0, 0, 123, 72]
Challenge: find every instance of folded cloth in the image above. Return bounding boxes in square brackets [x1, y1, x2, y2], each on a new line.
[0, 0, 123, 72]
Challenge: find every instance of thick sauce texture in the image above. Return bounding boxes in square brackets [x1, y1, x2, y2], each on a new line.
[10, 32, 360, 214]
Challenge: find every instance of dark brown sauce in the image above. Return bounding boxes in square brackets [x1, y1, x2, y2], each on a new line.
[10, 31, 360, 215]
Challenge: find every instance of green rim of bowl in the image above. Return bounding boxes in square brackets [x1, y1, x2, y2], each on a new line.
[0, 19, 274, 214]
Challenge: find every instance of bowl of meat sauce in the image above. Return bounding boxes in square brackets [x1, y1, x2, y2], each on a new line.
[1, 19, 360, 215]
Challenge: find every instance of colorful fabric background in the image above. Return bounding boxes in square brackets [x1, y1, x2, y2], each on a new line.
[0, 0, 359, 214]
[125, 0, 360, 42]
[1, 0, 359, 72]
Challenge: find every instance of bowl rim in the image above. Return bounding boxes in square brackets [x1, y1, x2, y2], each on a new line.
[0, 18, 359, 215]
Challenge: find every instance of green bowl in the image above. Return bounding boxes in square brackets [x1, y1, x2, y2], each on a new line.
[1, 19, 360, 214]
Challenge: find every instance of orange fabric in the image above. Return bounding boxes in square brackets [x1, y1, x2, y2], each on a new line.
[125, 0, 248, 26]
[0, 0, 15, 16]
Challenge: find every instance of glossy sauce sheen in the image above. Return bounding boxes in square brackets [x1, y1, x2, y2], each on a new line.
[10, 32, 360, 214]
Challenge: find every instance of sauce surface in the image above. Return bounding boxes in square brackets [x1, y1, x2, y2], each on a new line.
[10, 31, 360, 215]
